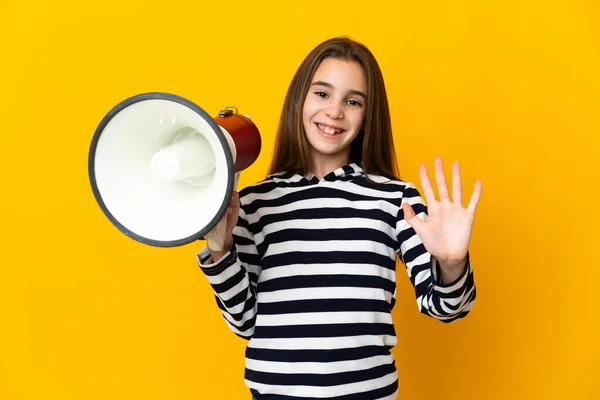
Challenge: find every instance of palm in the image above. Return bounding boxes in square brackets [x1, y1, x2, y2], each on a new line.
[403, 158, 482, 264]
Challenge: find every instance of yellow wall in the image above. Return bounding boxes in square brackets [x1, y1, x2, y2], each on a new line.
[1, 0, 599, 399]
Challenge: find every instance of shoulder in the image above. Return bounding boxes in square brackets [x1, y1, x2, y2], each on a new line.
[351, 173, 422, 199]
[238, 171, 305, 204]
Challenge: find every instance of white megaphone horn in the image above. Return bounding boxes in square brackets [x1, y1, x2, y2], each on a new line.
[88, 92, 261, 249]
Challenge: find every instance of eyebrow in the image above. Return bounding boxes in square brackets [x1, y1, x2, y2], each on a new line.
[310, 81, 367, 99]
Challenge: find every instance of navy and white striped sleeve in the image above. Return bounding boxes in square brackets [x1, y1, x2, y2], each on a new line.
[396, 183, 476, 323]
[197, 206, 261, 339]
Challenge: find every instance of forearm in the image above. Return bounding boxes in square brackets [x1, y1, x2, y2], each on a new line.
[198, 245, 258, 338]
[410, 254, 476, 323]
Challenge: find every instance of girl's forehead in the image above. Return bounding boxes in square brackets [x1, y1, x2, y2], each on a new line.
[311, 58, 367, 91]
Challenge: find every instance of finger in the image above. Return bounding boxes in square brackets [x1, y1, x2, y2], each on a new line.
[419, 164, 437, 205]
[452, 161, 463, 206]
[230, 191, 240, 207]
[434, 157, 450, 201]
[467, 181, 483, 213]
[402, 202, 425, 234]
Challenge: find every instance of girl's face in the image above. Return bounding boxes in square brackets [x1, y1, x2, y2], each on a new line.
[302, 58, 367, 166]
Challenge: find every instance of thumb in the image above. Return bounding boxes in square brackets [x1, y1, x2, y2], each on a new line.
[402, 202, 425, 233]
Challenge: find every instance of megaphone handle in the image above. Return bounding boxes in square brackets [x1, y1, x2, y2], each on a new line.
[205, 172, 241, 251]
[234, 172, 240, 190]
[206, 215, 228, 251]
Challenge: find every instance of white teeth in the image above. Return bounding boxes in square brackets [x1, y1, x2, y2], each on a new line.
[318, 124, 341, 135]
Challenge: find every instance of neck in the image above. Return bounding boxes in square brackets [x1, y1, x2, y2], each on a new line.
[309, 150, 350, 180]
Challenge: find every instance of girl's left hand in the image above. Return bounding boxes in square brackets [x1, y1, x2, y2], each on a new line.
[402, 157, 482, 275]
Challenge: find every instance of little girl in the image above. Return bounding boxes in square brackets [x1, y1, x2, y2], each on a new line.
[197, 37, 482, 400]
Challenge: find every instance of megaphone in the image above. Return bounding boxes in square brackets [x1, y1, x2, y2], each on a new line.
[88, 92, 261, 249]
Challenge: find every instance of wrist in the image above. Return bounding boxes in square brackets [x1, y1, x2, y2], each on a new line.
[438, 258, 466, 273]
[436, 258, 467, 285]
[207, 238, 233, 263]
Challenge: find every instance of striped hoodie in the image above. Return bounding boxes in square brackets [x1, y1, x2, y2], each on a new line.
[197, 163, 476, 400]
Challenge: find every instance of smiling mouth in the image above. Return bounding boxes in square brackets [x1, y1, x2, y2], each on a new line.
[316, 123, 345, 135]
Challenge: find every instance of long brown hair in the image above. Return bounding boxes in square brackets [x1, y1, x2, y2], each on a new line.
[268, 37, 400, 180]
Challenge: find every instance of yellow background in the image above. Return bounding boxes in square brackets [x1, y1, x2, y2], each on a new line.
[1, 0, 599, 399]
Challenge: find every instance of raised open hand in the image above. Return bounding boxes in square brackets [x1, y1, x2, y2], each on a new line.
[402, 157, 482, 272]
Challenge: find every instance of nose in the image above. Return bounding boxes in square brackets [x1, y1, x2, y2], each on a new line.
[325, 102, 344, 120]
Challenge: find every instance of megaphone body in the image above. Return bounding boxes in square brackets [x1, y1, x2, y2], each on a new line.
[88, 92, 261, 249]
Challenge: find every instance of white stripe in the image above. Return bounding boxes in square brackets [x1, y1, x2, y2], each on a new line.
[259, 263, 395, 283]
[324, 179, 410, 200]
[462, 298, 475, 312]
[236, 244, 259, 255]
[365, 174, 392, 183]
[243, 182, 311, 205]
[219, 290, 253, 315]
[439, 298, 456, 314]
[246, 354, 393, 374]
[414, 268, 431, 286]
[264, 240, 395, 258]
[442, 285, 474, 308]
[258, 287, 389, 304]
[221, 305, 257, 327]
[458, 286, 476, 308]
[256, 311, 393, 326]
[202, 260, 240, 285]
[444, 286, 475, 312]
[232, 224, 254, 241]
[246, 198, 398, 223]
[397, 231, 423, 254]
[405, 252, 431, 277]
[218, 277, 251, 302]
[402, 193, 426, 207]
